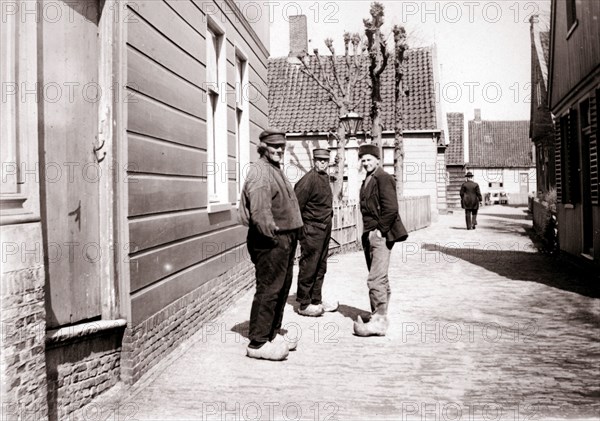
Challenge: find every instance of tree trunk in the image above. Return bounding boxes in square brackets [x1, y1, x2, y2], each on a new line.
[334, 116, 347, 202]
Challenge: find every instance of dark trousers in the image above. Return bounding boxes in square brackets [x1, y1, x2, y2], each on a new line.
[465, 209, 478, 229]
[296, 222, 332, 307]
[247, 228, 298, 343]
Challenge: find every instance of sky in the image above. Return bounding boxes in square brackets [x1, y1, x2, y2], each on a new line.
[268, 0, 552, 122]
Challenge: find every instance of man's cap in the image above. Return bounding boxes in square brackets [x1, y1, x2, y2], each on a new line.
[259, 128, 286, 145]
[358, 144, 380, 159]
[312, 148, 331, 159]
[465, 171, 474, 178]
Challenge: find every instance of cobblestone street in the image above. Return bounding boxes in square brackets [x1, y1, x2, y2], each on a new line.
[85, 206, 600, 421]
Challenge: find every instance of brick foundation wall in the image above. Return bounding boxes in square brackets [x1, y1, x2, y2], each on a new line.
[121, 260, 254, 384]
[45, 326, 125, 421]
[0, 223, 49, 420]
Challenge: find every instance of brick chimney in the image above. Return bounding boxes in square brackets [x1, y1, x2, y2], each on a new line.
[474, 108, 481, 122]
[288, 15, 308, 59]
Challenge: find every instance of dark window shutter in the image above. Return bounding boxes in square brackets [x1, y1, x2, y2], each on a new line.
[555, 118, 562, 202]
[568, 108, 581, 204]
[591, 91, 599, 205]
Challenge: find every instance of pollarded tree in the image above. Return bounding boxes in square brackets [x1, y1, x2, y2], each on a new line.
[364, 2, 389, 157]
[393, 24, 408, 197]
[298, 32, 369, 201]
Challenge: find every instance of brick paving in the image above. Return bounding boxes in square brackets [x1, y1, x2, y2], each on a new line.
[83, 206, 600, 421]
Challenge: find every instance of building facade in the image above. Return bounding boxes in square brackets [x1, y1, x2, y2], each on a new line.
[548, 0, 600, 266]
[529, 16, 555, 195]
[1, 1, 269, 418]
[466, 110, 536, 206]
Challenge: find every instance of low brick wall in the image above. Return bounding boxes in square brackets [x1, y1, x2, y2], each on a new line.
[45, 326, 125, 421]
[1, 223, 49, 420]
[121, 259, 254, 384]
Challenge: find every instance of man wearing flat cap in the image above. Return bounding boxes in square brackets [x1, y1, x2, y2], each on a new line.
[353, 143, 408, 337]
[293, 148, 338, 317]
[239, 127, 303, 360]
[460, 171, 482, 230]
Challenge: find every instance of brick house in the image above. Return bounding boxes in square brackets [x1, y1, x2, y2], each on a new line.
[547, 0, 600, 266]
[268, 18, 448, 218]
[1, 1, 268, 418]
[466, 110, 536, 205]
[529, 16, 555, 195]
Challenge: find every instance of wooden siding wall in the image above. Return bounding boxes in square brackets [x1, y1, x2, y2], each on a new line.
[125, 0, 268, 325]
[550, 0, 600, 108]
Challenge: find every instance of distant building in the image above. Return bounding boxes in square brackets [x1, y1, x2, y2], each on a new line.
[466, 109, 536, 205]
[547, 0, 600, 266]
[445, 112, 467, 209]
[529, 16, 555, 195]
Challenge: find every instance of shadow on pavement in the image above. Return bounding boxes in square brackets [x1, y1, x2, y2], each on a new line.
[230, 320, 250, 339]
[421, 243, 600, 299]
[337, 304, 371, 321]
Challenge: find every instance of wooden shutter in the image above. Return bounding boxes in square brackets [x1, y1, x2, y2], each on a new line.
[591, 92, 599, 205]
[568, 108, 581, 204]
[555, 117, 562, 202]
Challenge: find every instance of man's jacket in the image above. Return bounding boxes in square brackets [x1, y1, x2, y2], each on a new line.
[239, 157, 303, 238]
[360, 167, 408, 242]
[460, 180, 482, 210]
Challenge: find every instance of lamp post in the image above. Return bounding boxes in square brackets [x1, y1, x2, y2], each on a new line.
[337, 111, 363, 205]
[340, 112, 363, 140]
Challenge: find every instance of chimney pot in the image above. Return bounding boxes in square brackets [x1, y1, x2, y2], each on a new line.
[474, 109, 481, 121]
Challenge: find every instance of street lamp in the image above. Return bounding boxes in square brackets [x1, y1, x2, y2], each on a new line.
[339, 112, 363, 137]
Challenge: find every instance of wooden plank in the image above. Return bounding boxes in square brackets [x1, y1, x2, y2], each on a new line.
[131, 245, 249, 325]
[133, 0, 204, 62]
[128, 46, 206, 118]
[130, 225, 247, 292]
[128, 134, 206, 176]
[127, 14, 205, 88]
[129, 208, 240, 253]
[164, 0, 207, 36]
[128, 94, 206, 148]
[41, 0, 102, 327]
[128, 175, 207, 216]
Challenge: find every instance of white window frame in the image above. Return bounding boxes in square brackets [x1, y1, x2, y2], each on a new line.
[235, 46, 250, 200]
[206, 17, 228, 213]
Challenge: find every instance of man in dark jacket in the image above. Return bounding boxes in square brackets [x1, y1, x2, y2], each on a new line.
[239, 128, 303, 360]
[460, 171, 482, 230]
[294, 148, 338, 317]
[354, 144, 408, 337]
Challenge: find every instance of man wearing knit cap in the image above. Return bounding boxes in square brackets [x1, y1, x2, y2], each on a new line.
[353, 143, 407, 337]
[239, 127, 303, 360]
[293, 148, 338, 317]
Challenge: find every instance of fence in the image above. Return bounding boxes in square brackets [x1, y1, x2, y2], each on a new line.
[330, 200, 360, 253]
[328, 195, 432, 253]
[398, 195, 431, 232]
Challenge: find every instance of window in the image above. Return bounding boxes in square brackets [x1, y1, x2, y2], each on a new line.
[205, 20, 228, 210]
[566, 0, 577, 33]
[235, 52, 250, 197]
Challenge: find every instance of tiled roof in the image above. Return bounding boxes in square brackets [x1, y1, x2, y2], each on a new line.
[446, 112, 464, 165]
[468, 119, 533, 167]
[268, 47, 438, 133]
[540, 31, 550, 71]
[532, 25, 550, 89]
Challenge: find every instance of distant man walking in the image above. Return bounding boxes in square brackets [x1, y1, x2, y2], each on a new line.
[294, 148, 338, 317]
[460, 171, 482, 230]
[353, 144, 408, 337]
[239, 128, 303, 360]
